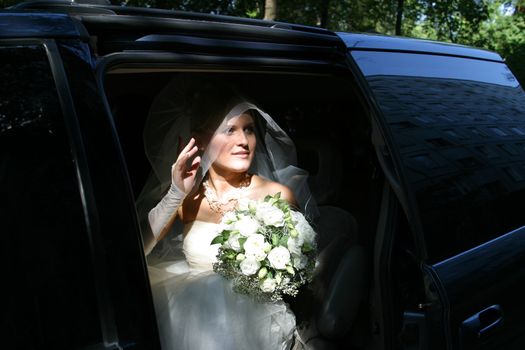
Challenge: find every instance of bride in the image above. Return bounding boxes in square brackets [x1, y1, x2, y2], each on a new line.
[139, 75, 316, 350]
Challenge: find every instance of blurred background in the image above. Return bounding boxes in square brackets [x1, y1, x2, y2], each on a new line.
[2, 0, 524, 84]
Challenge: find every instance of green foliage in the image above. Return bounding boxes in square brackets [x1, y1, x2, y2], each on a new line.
[401, 0, 525, 85]
[471, 1, 525, 85]
[2, 0, 524, 84]
[418, 0, 489, 42]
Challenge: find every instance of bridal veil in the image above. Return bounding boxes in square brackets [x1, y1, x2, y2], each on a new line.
[135, 74, 317, 256]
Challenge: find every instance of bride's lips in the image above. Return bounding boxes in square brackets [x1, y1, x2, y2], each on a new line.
[232, 151, 250, 158]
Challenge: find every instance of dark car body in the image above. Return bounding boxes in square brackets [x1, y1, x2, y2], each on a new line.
[2, 2, 525, 350]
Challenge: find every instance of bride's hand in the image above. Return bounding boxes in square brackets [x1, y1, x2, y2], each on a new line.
[171, 137, 201, 195]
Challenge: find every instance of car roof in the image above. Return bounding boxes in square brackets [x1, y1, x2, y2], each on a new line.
[0, 11, 89, 39]
[3, 0, 503, 62]
[338, 32, 503, 62]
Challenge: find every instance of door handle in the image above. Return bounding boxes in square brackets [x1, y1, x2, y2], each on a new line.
[461, 304, 504, 340]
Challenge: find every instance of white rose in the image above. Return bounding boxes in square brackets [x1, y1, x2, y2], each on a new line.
[292, 253, 308, 269]
[234, 214, 260, 237]
[240, 257, 261, 276]
[217, 222, 233, 232]
[287, 236, 304, 256]
[267, 246, 291, 270]
[291, 211, 316, 244]
[218, 211, 237, 231]
[256, 202, 285, 227]
[226, 233, 242, 252]
[260, 278, 277, 293]
[237, 198, 256, 212]
[222, 211, 238, 224]
[243, 234, 268, 261]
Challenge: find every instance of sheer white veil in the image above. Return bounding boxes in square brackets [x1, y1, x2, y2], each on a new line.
[136, 74, 317, 256]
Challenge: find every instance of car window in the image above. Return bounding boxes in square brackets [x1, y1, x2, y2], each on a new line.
[0, 43, 103, 348]
[352, 50, 525, 262]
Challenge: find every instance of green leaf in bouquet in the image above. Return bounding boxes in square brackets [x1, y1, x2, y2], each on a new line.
[238, 236, 247, 249]
[302, 242, 314, 253]
[211, 235, 225, 245]
[265, 192, 280, 205]
[278, 234, 289, 247]
[271, 233, 280, 246]
[222, 230, 236, 240]
[221, 249, 237, 260]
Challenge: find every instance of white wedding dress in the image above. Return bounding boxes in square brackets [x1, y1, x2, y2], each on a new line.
[148, 220, 296, 350]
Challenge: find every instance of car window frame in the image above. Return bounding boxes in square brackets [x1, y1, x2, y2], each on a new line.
[0, 37, 120, 348]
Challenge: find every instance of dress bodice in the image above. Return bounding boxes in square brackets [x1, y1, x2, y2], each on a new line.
[182, 220, 221, 272]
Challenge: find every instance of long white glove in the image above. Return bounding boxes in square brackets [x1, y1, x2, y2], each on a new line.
[148, 183, 186, 239]
[148, 137, 201, 240]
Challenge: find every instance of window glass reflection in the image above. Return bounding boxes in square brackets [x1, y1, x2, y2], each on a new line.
[352, 51, 519, 88]
[352, 50, 525, 262]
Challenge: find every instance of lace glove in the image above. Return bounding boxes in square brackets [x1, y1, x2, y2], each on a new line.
[148, 183, 186, 240]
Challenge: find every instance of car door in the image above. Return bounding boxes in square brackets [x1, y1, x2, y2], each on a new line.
[0, 12, 160, 349]
[342, 33, 525, 349]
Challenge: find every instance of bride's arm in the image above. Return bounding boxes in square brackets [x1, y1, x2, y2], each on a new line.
[148, 183, 186, 241]
[148, 138, 201, 242]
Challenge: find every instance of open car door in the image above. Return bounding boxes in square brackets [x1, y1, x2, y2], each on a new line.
[343, 33, 525, 350]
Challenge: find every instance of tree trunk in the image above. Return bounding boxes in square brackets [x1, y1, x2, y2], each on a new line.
[320, 0, 330, 28]
[264, 0, 277, 21]
[395, 0, 404, 35]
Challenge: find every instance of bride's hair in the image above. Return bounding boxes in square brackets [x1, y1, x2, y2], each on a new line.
[181, 78, 244, 135]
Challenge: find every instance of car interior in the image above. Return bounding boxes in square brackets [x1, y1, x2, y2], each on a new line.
[102, 68, 385, 349]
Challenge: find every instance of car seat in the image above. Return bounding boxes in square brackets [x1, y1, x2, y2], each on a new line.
[292, 138, 368, 350]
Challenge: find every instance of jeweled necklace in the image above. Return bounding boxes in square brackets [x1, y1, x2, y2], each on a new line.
[203, 173, 251, 215]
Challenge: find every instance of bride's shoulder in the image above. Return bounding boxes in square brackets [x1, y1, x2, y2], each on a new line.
[251, 175, 297, 207]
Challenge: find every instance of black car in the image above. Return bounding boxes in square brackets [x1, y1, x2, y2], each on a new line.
[2, 1, 525, 349]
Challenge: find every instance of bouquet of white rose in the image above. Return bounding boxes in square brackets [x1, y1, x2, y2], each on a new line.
[211, 193, 317, 301]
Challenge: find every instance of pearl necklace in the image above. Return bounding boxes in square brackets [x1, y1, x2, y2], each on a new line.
[202, 173, 251, 215]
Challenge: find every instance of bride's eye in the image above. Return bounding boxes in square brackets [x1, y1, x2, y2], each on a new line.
[244, 125, 255, 134]
[223, 126, 235, 135]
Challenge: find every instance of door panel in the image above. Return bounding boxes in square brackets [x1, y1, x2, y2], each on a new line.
[425, 226, 525, 349]
[349, 48, 525, 349]
[0, 40, 105, 350]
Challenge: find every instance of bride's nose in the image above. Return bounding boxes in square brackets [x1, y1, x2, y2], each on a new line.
[236, 130, 249, 146]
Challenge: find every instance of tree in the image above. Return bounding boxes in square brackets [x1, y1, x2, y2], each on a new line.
[473, 1, 525, 85]
[264, 0, 276, 20]
[1, 0, 523, 84]
[396, 0, 404, 35]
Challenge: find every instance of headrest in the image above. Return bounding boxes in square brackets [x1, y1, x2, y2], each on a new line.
[295, 138, 343, 205]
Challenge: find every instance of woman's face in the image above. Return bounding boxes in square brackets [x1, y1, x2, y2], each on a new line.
[208, 112, 256, 173]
